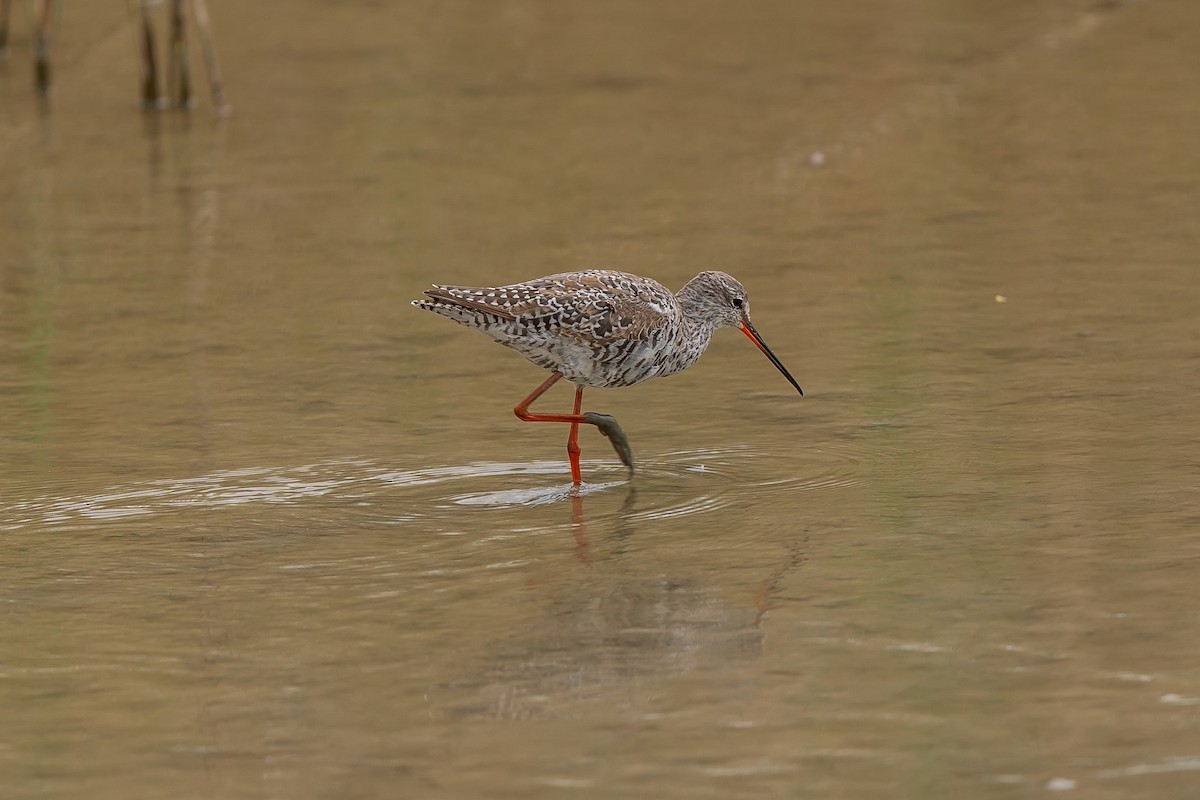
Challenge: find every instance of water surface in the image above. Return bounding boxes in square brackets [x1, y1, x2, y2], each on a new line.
[3, 1, 1200, 797]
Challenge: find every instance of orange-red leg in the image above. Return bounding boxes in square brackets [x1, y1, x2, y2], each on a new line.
[566, 385, 584, 485]
[513, 371, 634, 485]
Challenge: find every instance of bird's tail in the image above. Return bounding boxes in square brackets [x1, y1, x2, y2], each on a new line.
[411, 286, 511, 327]
[411, 298, 477, 325]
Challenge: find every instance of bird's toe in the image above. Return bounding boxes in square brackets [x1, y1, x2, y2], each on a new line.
[583, 412, 635, 474]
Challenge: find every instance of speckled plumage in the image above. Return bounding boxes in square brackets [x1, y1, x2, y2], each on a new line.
[411, 269, 752, 388]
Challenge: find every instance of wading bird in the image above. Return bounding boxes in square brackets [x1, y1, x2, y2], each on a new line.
[413, 269, 803, 486]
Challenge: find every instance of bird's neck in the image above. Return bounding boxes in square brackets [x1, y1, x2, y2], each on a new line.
[676, 277, 707, 314]
[678, 312, 719, 347]
[676, 282, 721, 343]
[670, 287, 721, 374]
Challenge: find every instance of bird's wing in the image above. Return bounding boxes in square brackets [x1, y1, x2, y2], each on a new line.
[425, 271, 677, 344]
[555, 272, 677, 345]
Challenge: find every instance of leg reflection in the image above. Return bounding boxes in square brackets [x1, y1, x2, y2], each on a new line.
[567, 484, 639, 564]
[571, 493, 588, 564]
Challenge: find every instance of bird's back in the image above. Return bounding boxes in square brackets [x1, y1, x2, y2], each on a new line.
[413, 270, 690, 387]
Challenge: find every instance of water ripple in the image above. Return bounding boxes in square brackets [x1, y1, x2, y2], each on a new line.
[2, 441, 868, 533]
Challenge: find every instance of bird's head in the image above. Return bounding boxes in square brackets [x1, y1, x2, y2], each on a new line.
[681, 271, 803, 396]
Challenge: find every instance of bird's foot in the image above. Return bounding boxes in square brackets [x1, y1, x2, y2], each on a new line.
[584, 412, 634, 475]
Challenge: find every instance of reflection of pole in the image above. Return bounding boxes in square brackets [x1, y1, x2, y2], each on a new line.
[571, 494, 589, 565]
[25, 136, 60, 468]
[184, 118, 228, 464]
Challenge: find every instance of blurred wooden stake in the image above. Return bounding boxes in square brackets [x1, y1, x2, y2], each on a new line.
[34, 0, 54, 95]
[191, 0, 229, 116]
[1, 0, 227, 115]
[0, 0, 12, 54]
[168, 0, 192, 108]
[138, 0, 162, 107]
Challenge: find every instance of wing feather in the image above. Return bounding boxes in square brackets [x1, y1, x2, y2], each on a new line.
[420, 270, 678, 345]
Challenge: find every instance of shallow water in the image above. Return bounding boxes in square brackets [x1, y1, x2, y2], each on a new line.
[3, 1, 1200, 797]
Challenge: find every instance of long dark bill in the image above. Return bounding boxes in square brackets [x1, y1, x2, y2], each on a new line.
[739, 321, 804, 396]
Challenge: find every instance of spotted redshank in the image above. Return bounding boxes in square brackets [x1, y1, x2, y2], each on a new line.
[412, 269, 803, 485]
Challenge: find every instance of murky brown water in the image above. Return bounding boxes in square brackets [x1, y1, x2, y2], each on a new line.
[3, 1, 1200, 797]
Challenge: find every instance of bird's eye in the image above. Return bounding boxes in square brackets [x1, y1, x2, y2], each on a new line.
[732, 297, 744, 308]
